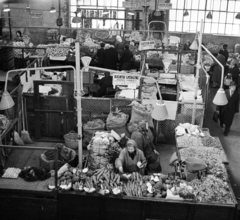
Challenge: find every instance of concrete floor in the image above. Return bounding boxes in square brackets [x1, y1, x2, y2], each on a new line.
[203, 85, 240, 207]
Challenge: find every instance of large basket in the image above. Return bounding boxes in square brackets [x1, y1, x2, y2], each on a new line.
[39, 144, 76, 170]
[64, 130, 78, 149]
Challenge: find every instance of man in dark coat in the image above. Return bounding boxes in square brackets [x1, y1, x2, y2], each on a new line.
[103, 45, 118, 70]
[229, 58, 239, 86]
[96, 42, 105, 68]
[221, 44, 229, 62]
[96, 72, 113, 97]
[120, 44, 133, 71]
[217, 81, 239, 136]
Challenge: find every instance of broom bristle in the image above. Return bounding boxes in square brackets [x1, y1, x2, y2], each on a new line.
[14, 131, 24, 146]
[21, 130, 34, 144]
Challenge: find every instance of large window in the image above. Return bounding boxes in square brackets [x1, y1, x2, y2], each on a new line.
[169, 0, 240, 35]
[70, 0, 126, 29]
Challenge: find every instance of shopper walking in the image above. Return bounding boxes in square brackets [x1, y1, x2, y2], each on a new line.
[221, 44, 229, 63]
[228, 58, 239, 86]
[120, 44, 133, 71]
[216, 81, 239, 136]
[212, 51, 226, 88]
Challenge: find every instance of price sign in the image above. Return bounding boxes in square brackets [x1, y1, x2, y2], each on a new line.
[122, 0, 150, 9]
[138, 40, 155, 51]
[112, 74, 140, 88]
[157, 3, 172, 10]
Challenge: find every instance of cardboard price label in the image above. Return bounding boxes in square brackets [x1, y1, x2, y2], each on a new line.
[112, 74, 140, 88]
[139, 40, 155, 51]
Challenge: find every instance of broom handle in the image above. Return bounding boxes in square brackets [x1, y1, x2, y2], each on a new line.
[22, 98, 25, 130]
[24, 97, 29, 131]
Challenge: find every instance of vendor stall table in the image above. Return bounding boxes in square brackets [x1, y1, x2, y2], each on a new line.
[58, 190, 237, 220]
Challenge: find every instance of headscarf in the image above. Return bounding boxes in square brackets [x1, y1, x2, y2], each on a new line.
[126, 139, 138, 151]
[116, 35, 122, 43]
[105, 44, 110, 49]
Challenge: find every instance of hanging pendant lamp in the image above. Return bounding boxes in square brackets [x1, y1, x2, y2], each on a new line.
[3, 4, 10, 12]
[26, 0, 31, 12]
[154, 10, 161, 16]
[206, 0, 213, 19]
[183, 0, 189, 17]
[206, 11, 212, 19]
[50, 0, 56, 13]
[235, 4, 240, 19]
[183, 10, 189, 17]
[151, 100, 168, 121]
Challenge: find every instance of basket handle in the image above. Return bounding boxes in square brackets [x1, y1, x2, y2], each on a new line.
[68, 130, 76, 134]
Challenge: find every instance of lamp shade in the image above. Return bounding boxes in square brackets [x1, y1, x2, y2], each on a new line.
[72, 17, 82, 23]
[50, 6, 56, 13]
[190, 38, 198, 50]
[213, 88, 228, 106]
[23, 27, 30, 36]
[206, 11, 212, 19]
[235, 13, 240, 19]
[128, 10, 135, 16]
[3, 6, 10, 12]
[154, 10, 161, 16]
[0, 91, 15, 110]
[162, 33, 168, 47]
[151, 100, 168, 121]
[183, 10, 189, 16]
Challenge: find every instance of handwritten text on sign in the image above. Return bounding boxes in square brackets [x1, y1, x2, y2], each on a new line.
[113, 74, 140, 88]
[138, 40, 155, 51]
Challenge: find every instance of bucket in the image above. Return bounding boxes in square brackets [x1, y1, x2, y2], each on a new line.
[185, 157, 207, 171]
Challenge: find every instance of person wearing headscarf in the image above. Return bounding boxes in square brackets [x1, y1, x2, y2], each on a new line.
[183, 39, 191, 50]
[228, 58, 239, 86]
[14, 30, 23, 42]
[216, 81, 239, 136]
[127, 121, 162, 174]
[120, 44, 133, 71]
[115, 139, 146, 175]
[211, 50, 226, 88]
[103, 44, 118, 70]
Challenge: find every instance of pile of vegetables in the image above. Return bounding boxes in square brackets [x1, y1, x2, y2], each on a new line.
[175, 123, 205, 137]
[88, 131, 121, 170]
[46, 45, 69, 57]
[36, 44, 48, 56]
[189, 175, 235, 204]
[205, 42, 222, 54]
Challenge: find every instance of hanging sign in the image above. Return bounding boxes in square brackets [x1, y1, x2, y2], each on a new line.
[112, 74, 140, 88]
[157, 3, 172, 10]
[138, 40, 155, 51]
[122, 0, 151, 9]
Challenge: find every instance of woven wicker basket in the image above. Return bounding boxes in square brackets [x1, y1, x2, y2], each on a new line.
[64, 130, 78, 149]
[39, 153, 64, 170]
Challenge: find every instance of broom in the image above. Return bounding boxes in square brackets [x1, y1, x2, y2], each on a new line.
[13, 130, 24, 146]
[20, 98, 34, 144]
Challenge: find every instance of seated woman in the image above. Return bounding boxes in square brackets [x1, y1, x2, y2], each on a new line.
[127, 121, 162, 174]
[115, 139, 146, 175]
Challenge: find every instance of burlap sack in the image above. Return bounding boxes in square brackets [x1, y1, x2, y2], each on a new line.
[130, 106, 154, 128]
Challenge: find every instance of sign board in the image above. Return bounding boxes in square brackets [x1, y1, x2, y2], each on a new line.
[112, 74, 140, 88]
[122, 0, 150, 9]
[157, 3, 172, 10]
[28, 11, 43, 19]
[138, 40, 155, 51]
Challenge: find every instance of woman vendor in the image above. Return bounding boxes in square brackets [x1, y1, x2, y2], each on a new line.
[14, 30, 23, 42]
[115, 139, 146, 175]
[127, 121, 162, 174]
